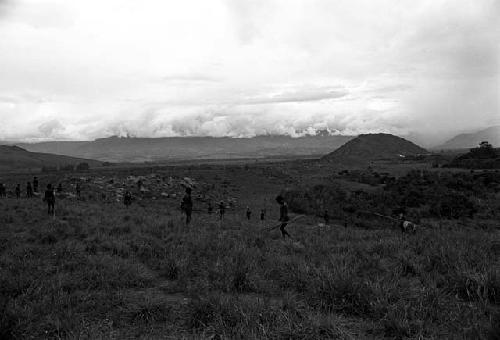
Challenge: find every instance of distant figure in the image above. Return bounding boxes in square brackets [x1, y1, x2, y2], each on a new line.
[323, 210, 329, 225]
[0, 183, 5, 198]
[15, 184, 21, 199]
[57, 183, 63, 193]
[137, 179, 143, 190]
[44, 184, 55, 216]
[124, 190, 132, 207]
[26, 182, 33, 198]
[397, 212, 417, 234]
[260, 209, 266, 221]
[207, 201, 213, 214]
[246, 206, 252, 220]
[180, 187, 193, 225]
[218, 201, 225, 221]
[76, 183, 81, 197]
[33, 176, 39, 193]
[276, 195, 291, 238]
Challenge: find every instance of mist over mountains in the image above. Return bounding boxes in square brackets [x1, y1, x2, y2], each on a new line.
[436, 126, 500, 150]
[17, 133, 354, 163]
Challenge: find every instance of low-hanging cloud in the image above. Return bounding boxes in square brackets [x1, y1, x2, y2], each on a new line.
[0, 0, 498, 146]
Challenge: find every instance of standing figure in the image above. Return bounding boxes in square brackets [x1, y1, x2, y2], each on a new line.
[218, 201, 225, 221]
[0, 183, 5, 198]
[246, 206, 252, 220]
[276, 195, 291, 239]
[15, 184, 21, 199]
[26, 182, 33, 198]
[33, 176, 39, 193]
[124, 190, 132, 207]
[260, 209, 266, 222]
[323, 210, 329, 225]
[76, 183, 81, 198]
[57, 183, 63, 193]
[44, 184, 55, 216]
[207, 201, 213, 214]
[180, 187, 193, 225]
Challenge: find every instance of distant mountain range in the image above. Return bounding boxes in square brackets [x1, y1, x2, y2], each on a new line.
[322, 133, 427, 164]
[436, 126, 500, 150]
[17, 134, 355, 162]
[0, 145, 101, 172]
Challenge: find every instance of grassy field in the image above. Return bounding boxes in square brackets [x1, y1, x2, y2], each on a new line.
[1, 162, 499, 339]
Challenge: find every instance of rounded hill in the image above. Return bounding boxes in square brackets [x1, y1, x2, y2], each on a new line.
[322, 133, 427, 163]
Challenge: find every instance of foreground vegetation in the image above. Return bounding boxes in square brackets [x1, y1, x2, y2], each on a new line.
[1, 163, 499, 339]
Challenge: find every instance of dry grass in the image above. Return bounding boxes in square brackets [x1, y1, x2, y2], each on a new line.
[0, 164, 499, 339]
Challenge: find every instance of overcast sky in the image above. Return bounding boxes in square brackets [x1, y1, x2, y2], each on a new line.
[0, 0, 498, 145]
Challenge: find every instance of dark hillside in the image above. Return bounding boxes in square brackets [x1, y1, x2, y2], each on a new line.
[0, 145, 101, 172]
[322, 133, 427, 164]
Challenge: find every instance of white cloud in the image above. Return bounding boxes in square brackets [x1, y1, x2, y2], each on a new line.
[0, 0, 498, 145]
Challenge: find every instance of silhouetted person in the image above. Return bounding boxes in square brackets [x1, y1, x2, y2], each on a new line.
[44, 184, 55, 216]
[0, 183, 5, 198]
[15, 184, 21, 199]
[218, 201, 225, 221]
[76, 183, 81, 198]
[181, 187, 193, 225]
[323, 210, 329, 225]
[246, 206, 252, 220]
[26, 182, 33, 198]
[137, 179, 143, 190]
[33, 176, 39, 193]
[124, 190, 132, 207]
[207, 201, 213, 214]
[260, 209, 266, 221]
[57, 183, 63, 193]
[276, 195, 291, 239]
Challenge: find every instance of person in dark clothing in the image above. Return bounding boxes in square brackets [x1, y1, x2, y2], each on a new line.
[276, 195, 291, 238]
[33, 176, 39, 193]
[218, 201, 225, 221]
[0, 183, 5, 198]
[15, 184, 21, 199]
[76, 183, 81, 198]
[207, 201, 213, 214]
[44, 184, 55, 216]
[323, 210, 329, 225]
[124, 190, 132, 207]
[260, 209, 266, 222]
[246, 206, 252, 220]
[57, 183, 63, 193]
[26, 182, 33, 198]
[180, 187, 193, 225]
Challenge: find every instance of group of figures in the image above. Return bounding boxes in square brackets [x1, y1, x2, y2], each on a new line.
[0, 176, 81, 216]
[175, 186, 294, 239]
[2, 175, 416, 237]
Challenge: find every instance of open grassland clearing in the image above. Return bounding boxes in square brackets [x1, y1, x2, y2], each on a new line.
[1, 161, 499, 339]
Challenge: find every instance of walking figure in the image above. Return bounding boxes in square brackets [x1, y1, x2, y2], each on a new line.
[276, 195, 291, 238]
[323, 210, 329, 225]
[0, 183, 6, 198]
[180, 187, 193, 225]
[260, 209, 266, 222]
[26, 182, 33, 198]
[207, 201, 213, 214]
[76, 183, 81, 198]
[33, 176, 39, 193]
[246, 206, 252, 220]
[218, 201, 225, 221]
[15, 184, 21, 199]
[124, 190, 132, 207]
[44, 184, 55, 216]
